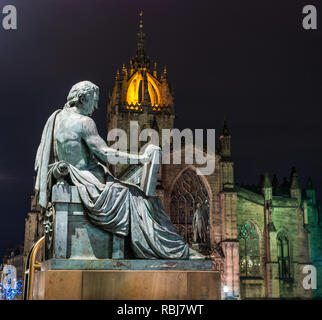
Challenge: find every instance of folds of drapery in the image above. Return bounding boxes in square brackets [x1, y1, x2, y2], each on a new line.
[50, 162, 189, 259]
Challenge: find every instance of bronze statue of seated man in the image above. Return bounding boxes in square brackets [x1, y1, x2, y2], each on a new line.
[35, 81, 204, 260]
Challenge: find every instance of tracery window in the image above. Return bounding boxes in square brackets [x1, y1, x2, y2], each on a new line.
[170, 169, 209, 244]
[277, 232, 291, 279]
[239, 222, 261, 277]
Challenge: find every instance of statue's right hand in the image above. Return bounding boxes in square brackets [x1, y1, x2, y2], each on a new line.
[140, 144, 160, 164]
[144, 144, 160, 157]
[140, 154, 151, 164]
[146, 144, 161, 152]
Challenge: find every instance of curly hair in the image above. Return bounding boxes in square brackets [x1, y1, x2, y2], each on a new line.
[64, 81, 99, 109]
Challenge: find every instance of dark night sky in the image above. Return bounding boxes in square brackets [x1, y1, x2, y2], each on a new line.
[0, 0, 321, 259]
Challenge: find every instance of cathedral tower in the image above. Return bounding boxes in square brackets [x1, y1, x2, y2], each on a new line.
[107, 11, 175, 149]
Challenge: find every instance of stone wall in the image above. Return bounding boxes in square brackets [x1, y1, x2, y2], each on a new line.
[237, 186, 313, 299]
[304, 186, 322, 298]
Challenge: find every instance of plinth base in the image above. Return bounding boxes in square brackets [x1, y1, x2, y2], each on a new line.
[33, 270, 221, 300]
[41, 258, 213, 271]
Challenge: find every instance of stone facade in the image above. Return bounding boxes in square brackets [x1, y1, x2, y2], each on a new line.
[237, 173, 318, 299]
[104, 13, 322, 299]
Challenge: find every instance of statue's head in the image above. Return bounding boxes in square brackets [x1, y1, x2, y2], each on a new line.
[64, 81, 99, 116]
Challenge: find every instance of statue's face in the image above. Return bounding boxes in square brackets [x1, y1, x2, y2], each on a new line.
[79, 90, 99, 116]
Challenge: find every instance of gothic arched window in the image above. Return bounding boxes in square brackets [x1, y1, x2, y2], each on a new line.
[277, 232, 291, 279]
[170, 169, 209, 244]
[239, 222, 261, 277]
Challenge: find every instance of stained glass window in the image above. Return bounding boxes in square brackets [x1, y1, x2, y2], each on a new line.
[239, 222, 261, 277]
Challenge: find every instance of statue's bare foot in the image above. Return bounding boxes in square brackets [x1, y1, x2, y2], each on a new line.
[189, 248, 207, 259]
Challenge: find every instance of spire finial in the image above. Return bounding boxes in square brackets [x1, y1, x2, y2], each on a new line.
[291, 166, 296, 176]
[138, 10, 144, 42]
[290, 167, 300, 190]
[134, 10, 150, 69]
[306, 177, 313, 189]
[263, 172, 271, 188]
[122, 64, 128, 78]
[153, 62, 157, 78]
[139, 10, 143, 29]
[222, 117, 230, 136]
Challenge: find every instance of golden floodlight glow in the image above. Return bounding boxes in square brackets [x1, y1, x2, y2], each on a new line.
[126, 71, 161, 106]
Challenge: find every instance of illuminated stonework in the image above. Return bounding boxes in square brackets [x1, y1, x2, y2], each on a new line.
[107, 11, 175, 146]
[126, 70, 161, 106]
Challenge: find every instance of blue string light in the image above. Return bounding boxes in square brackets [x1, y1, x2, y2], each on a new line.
[0, 280, 23, 300]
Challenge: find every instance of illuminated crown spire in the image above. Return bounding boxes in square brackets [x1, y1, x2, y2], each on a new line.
[107, 11, 175, 138]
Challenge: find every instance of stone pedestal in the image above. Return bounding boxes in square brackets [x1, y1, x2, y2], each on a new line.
[31, 259, 221, 300]
[37, 177, 222, 300]
[32, 269, 221, 300]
